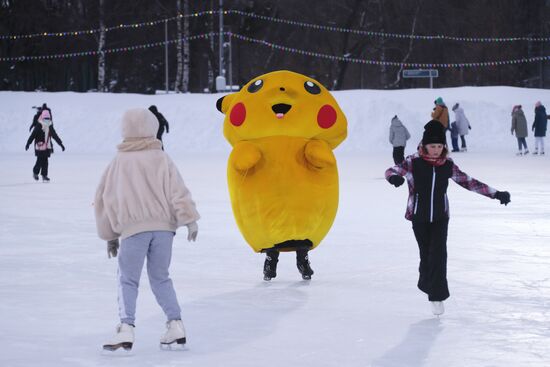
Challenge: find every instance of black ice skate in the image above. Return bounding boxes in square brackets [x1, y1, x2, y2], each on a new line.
[42, 176, 50, 182]
[263, 250, 279, 281]
[296, 250, 314, 280]
[33, 173, 39, 181]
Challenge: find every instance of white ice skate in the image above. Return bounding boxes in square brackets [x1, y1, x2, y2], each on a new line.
[102, 323, 134, 352]
[430, 301, 445, 316]
[516, 151, 523, 156]
[160, 320, 186, 350]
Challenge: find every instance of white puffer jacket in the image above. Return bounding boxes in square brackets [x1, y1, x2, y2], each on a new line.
[94, 108, 200, 240]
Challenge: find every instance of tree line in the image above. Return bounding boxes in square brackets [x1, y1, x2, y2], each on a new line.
[1, 0, 549, 93]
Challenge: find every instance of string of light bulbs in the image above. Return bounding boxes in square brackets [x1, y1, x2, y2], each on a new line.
[2, 31, 549, 68]
[2, 9, 550, 43]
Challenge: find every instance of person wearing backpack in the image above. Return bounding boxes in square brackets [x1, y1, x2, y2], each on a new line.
[25, 109, 65, 182]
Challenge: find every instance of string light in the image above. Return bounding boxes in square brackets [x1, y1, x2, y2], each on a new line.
[2, 31, 549, 69]
[2, 9, 550, 43]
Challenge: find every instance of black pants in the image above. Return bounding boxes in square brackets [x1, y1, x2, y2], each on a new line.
[392, 146, 405, 165]
[460, 135, 467, 148]
[33, 152, 49, 177]
[412, 218, 450, 301]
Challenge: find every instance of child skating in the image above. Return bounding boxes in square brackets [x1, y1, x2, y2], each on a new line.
[25, 109, 65, 182]
[385, 120, 511, 316]
[94, 108, 200, 352]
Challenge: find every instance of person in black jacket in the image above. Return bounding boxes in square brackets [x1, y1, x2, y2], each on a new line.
[385, 120, 511, 316]
[25, 109, 65, 182]
[148, 105, 170, 149]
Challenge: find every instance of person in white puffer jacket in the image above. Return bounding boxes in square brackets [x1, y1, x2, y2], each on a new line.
[94, 108, 200, 352]
[389, 115, 411, 164]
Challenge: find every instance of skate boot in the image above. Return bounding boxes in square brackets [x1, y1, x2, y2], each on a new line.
[263, 250, 279, 281]
[296, 250, 314, 280]
[524, 150, 529, 155]
[160, 319, 186, 350]
[460, 147, 467, 152]
[516, 151, 522, 156]
[33, 173, 39, 181]
[533, 150, 538, 155]
[541, 151, 545, 155]
[42, 176, 50, 182]
[103, 323, 134, 352]
[430, 301, 445, 316]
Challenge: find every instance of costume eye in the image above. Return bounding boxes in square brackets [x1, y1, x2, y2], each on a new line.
[247, 79, 263, 93]
[304, 81, 321, 95]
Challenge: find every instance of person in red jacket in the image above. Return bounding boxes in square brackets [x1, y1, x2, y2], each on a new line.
[385, 120, 511, 316]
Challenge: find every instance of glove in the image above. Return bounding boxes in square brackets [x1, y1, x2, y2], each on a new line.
[60, 144, 65, 151]
[388, 175, 405, 188]
[25, 144, 30, 151]
[107, 239, 119, 258]
[186, 221, 198, 242]
[494, 191, 511, 206]
[468, 125, 472, 130]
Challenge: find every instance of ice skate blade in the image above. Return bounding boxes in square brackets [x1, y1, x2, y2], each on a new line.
[160, 338, 187, 351]
[263, 276, 273, 281]
[101, 342, 133, 356]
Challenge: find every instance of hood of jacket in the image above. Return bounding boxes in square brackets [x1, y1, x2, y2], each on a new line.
[391, 116, 403, 127]
[121, 108, 159, 139]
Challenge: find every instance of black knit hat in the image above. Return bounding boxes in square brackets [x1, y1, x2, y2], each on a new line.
[422, 120, 446, 145]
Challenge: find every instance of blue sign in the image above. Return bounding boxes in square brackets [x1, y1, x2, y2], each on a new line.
[402, 69, 439, 78]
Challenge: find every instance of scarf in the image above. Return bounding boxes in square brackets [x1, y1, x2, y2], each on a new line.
[418, 145, 447, 167]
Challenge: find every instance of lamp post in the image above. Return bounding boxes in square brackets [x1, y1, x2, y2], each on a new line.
[216, 0, 226, 92]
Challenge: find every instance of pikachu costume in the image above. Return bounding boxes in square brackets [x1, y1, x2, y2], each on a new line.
[216, 70, 347, 254]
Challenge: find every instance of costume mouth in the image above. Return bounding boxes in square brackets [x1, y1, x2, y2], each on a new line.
[271, 103, 292, 119]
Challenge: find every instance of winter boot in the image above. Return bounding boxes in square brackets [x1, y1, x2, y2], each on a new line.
[430, 301, 445, 316]
[160, 320, 186, 349]
[296, 249, 314, 280]
[263, 250, 279, 281]
[33, 173, 39, 181]
[103, 323, 134, 351]
[42, 176, 50, 182]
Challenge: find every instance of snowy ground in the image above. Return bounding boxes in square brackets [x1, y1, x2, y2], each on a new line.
[1, 89, 550, 366]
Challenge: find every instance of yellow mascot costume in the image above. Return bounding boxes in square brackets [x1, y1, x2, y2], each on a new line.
[216, 70, 347, 280]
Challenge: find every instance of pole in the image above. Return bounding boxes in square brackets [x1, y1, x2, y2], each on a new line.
[228, 35, 233, 90]
[218, 0, 224, 78]
[165, 20, 169, 93]
[429, 75, 433, 89]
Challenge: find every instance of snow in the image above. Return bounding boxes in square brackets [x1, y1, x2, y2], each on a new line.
[0, 87, 549, 367]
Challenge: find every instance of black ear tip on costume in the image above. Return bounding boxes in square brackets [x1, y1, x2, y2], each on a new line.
[216, 96, 225, 113]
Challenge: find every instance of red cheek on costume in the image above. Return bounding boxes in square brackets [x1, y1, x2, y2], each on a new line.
[230, 103, 246, 126]
[317, 104, 337, 129]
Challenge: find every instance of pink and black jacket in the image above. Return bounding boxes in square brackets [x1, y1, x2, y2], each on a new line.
[385, 153, 497, 222]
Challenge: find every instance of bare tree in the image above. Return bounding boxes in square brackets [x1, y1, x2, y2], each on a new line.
[182, 0, 190, 92]
[387, 0, 423, 88]
[175, 0, 183, 92]
[97, 0, 106, 91]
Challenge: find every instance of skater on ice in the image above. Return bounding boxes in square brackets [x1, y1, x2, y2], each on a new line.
[511, 105, 529, 155]
[451, 102, 471, 152]
[389, 115, 411, 164]
[149, 105, 170, 149]
[216, 70, 347, 281]
[94, 108, 200, 352]
[431, 97, 449, 130]
[385, 120, 511, 316]
[25, 109, 65, 182]
[532, 101, 548, 155]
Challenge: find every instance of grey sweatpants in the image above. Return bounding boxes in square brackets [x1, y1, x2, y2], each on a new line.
[117, 231, 181, 325]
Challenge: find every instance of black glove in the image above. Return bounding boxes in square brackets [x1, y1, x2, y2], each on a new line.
[107, 239, 119, 258]
[60, 144, 65, 151]
[468, 125, 472, 130]
[494, 191, 511, 206]
[25, 144, 30, 151]
[388, 175, 405, 187]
